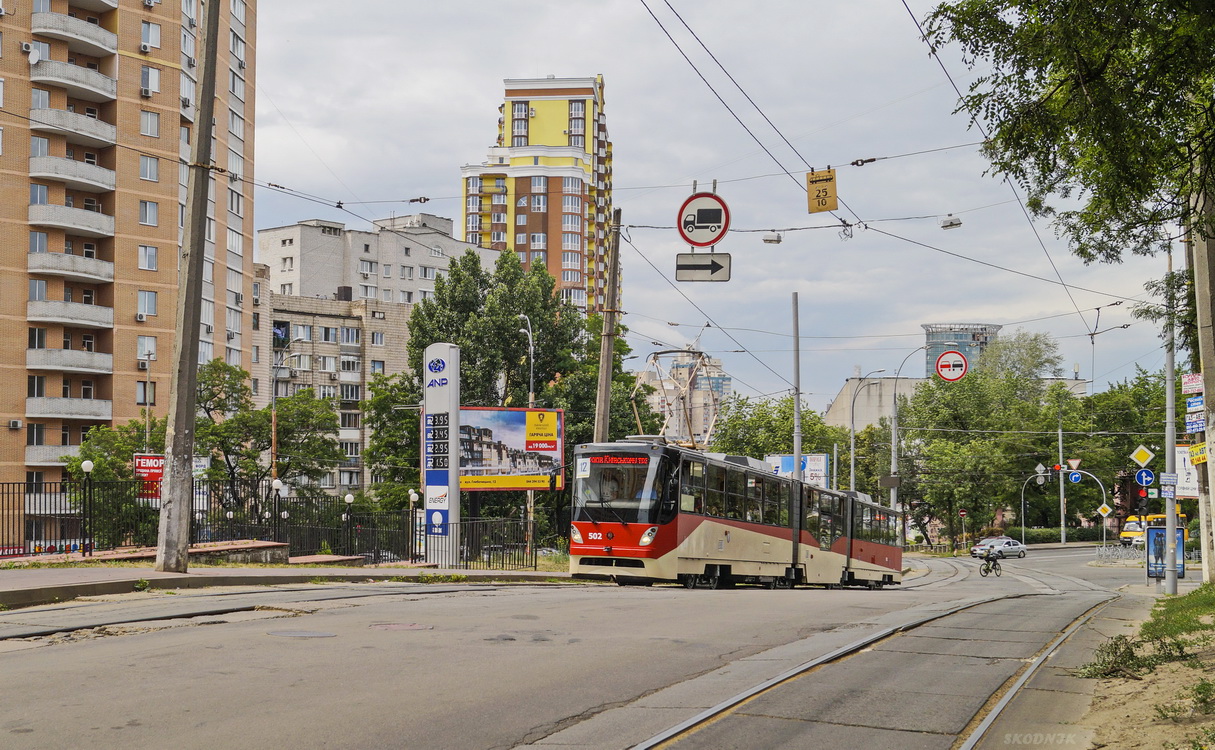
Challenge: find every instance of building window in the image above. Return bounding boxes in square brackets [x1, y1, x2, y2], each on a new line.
[28, 279, 47, 301]
[467, 176, 481, 193]
[30, 184, 48, 205]
[420, 266, 437, 281]
[340, 384, 362, 402]
[562, 251, 581, 269]
[26, 423, 45, 447]
[371, 360, 385, 375]
[292, 324, 312, 341]
[562, 270, 582, 283]
[321, 326, 338, 343]
[563, 177, 582, 194]
[140, 66, 161, 92]
[562, 233, 583, 251]
[229, 110, 244, 140]
[529, 233, 547, 249]
[137, 336, 157, 360]
[140, 110, 160, 137]
[228, 188, 243, 216]
[141, 21, 161, 48]
[31, 88, 49, 109]
[139, 200, 158, 226]
[516, 233, 528, 246]
[229, 69, 245, 100]
[28, 375, 45, 398]
[340, 355, 360, 372]
[531, 251, 546, 265]
[140, 155, 159, 181]
[138, 290, 158, 316]
[371, 331, 384, 346]
[532, 195, 547, 212]
[340, 412, 360, 429]
[136, 381, 157, 406]
[138, 245, 158, 270]
[29, 232, 48, 254]
[30, 136, 48, 157]
[279, 283, 293, 295]
[316, 355, 337, 372]
[29, 328, 46, 349]
[399, 290, 412, 304]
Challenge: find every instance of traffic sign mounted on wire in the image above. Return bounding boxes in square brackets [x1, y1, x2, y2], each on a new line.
[675, 253, 731, 282]
[934, 350, 968, 382]
[677, 193, 730, 247]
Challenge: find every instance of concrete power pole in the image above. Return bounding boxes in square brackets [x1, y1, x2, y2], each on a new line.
[1189, 206, 1215, 583]
[154, 1, 222, 573]
[593, 209, 622, 443]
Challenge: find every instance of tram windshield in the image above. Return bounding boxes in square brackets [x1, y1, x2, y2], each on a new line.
[574, 452, 673, 524]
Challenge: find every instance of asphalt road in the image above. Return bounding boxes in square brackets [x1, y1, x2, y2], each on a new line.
[0, 550, 1166, 749]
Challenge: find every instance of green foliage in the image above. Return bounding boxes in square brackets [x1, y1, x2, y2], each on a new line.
[133, 578, 150, 592]
[361, 373, 421, 510]
[710, 394, 847, 460]
[925, 1, 1209, 351]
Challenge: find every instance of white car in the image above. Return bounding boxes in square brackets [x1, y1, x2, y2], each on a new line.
[976, 538, 1028, 559]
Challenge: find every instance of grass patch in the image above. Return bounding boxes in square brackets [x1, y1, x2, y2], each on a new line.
[1141, 583, 1215, 642]
[1077, 583, 1215, 679]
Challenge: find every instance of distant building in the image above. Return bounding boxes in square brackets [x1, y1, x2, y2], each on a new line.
[637, 350, 733, 446]
[460, 75, 614, 312]
[256, 214, 495, 304]
[922, 323, 1002, 376]
[250, 268, 411, 494]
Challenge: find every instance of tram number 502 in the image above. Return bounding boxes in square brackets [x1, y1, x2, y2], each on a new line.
[586, 532, 604, 541]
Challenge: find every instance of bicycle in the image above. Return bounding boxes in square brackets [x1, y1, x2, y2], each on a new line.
[979, 557, 1002, 577]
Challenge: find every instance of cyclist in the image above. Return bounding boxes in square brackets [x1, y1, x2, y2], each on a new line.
[979, 546, 1003, 577]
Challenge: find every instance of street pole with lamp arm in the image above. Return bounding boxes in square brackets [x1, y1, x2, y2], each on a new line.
[142, 350, 155, 452]
[518, 314, 535, 555]
[850, 368, 886, 492]
[890, 347, 927, 544]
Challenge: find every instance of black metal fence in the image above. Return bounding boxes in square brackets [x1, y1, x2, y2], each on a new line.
[1, 478, 535, 570]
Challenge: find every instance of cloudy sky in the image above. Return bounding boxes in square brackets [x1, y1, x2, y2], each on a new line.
[251, 1, 1172, 412]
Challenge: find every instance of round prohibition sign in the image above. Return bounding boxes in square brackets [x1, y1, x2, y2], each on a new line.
[677, 192, 731, 247]
[935, 350, 969, 382]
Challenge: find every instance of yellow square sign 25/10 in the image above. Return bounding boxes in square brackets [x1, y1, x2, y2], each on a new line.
[806, 169, 838, 214]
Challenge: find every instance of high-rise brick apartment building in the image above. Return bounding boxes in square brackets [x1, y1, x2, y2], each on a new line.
[460, 75, 613, 312]
[0, 0, 256, 485]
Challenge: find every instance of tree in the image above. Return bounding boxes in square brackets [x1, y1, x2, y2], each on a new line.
[362, 372, 421, 510]
[710, 394, 847, 462]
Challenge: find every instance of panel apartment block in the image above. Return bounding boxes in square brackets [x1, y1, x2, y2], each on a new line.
[0, 0, 257, 488]
[459, 75, 613, 312]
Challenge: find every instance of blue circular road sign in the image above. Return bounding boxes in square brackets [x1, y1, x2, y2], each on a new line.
[1068, 471, 1082, 483]
[1136, 469, 1155, 486]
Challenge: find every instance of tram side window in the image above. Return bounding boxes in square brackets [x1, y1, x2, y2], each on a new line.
[726, 469, 746, 520]
[746, 474, 763, 522]
[820, 493, 842, 548]
[802, 486, 821, 539]
[706, 463, 726, 516]
[859, 505, 874, 541]
[680, 459, 706, 513]
[761, 476, 785, 526]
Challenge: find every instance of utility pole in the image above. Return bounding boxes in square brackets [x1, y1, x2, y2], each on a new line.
[1165, 248, 1178, 594]
[593, 209, 622, 443]
[1058, 407, 1066, 544]
[1189, 208, 1215, 582]
[154, 1, 221, 573]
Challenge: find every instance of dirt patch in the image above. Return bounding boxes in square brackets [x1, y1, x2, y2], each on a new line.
[1084, 643, 1215, 749]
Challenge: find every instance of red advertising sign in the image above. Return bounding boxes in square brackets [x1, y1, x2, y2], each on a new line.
[134, 453, 164, 500]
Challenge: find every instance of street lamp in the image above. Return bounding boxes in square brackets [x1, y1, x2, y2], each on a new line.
[890, 347, 927, 543]
[409, 488, 420, 560]
[81, 459, 94, 557]
[849, 368, 885, 492]
[271, 336, 305, 480]
[517, 314, 535, 555]
[344, 492, 355, 555]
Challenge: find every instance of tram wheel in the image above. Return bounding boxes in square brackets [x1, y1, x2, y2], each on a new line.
[683, 575, 698, 590]
[768, 577, 790, 589]
[705, 572, 722, 590]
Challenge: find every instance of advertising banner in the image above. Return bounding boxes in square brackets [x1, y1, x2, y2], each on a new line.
[133, 453, 164, 501]
[1176, 446, 1200, 498]
[458, 407, 564, 491]
[765, 454, 830, 487]
[1145, 527, 1186, 579]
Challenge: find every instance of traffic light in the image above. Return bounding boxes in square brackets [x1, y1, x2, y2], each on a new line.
[1137, 487, 1149, 517]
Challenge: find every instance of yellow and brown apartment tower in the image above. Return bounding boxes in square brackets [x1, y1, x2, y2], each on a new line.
[460, 74, 614, 312]
[0, 0, 256, 485]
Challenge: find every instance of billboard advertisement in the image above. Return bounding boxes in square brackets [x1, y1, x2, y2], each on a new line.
[1176, 446, 1200, 499]
[765, 454, 830, 487]
[458, 407, 564, 491]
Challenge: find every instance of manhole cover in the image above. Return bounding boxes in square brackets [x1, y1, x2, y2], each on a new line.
[266, 630, 336, 638]
[370, 623, 433, 631]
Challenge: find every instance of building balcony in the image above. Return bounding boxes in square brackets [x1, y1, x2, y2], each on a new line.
[71, 0, 118, 12]
[29, 156, 116, 193]
[31, 12, 118, 58]
[26, 348, 113, 374]
[28, 108, 117, 149]
[29, 204, 114, 238]
[26, 397, 112, 421]
[27, 251, 114, 284]
[27, 300, 114, 330]
[30, 60, 117, 103]
[25, 445, 81, 467]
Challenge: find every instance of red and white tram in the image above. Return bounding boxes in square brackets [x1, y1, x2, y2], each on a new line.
[568, 437, 902, 588]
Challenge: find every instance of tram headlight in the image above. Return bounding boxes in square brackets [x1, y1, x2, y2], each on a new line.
[638, 526, 659, 546]
[570, 524, 584, 544]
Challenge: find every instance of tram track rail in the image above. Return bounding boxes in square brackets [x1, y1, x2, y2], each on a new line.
[631, 590, 1117, 750]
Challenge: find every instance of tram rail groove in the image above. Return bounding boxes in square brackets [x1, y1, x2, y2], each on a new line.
[631, 591, 1048, 750]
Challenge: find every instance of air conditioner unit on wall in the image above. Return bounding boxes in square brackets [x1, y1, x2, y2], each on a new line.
[135, 313, 147, 322]
[226, 331, 236, 341]
[143, 0, 155, 6]
[253, 297, 261, 306]
[20, 43, 33, 53]
[138, 360, 149, 371]
[234, 292, 243, 304]
[140, 43, 152, 53]
[328, 373, 338, 381]
[140, 87, 152, 98]
[203, 323, 213, 334]
[8, 420, 21, 430]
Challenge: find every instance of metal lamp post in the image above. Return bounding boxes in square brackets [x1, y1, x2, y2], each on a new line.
[518, 314, 535, 555]
[81, 459, 94, 557]
[849, 368, 885, 491]
[141, 351, 155, 451]
[408, 488, 420, 561]
[344, 492, 355, 555]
